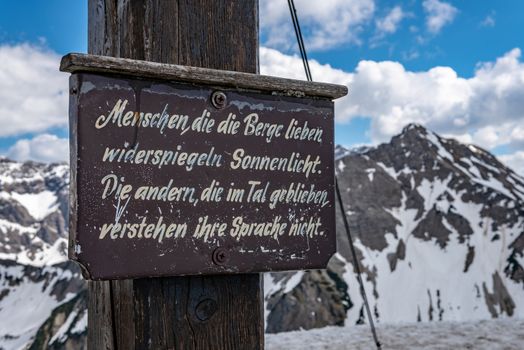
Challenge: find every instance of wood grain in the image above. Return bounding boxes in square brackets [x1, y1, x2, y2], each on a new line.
[86, 0, 264, 349]
[60, 53, 348, 99]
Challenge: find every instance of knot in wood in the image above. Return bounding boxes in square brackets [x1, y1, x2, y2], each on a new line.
[195, 298, 218, 321]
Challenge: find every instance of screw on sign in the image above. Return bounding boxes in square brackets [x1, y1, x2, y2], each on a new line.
[212, 247, 229, 265]
[211, 91, 227, 109]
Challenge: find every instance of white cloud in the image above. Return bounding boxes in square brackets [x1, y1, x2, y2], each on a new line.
[6, 133, 68, 163]
[0, 44, 68, 137]
[498, 151, 524, 177]
[260, 47, 354, 120]
[375, 6, 405, 36]
[480, 16, 495, 28]
[260, 0, 375, 51]
[260, 47, 352, 83]
[401, 49, 420, 61]
[260, 46, 524, 155]
[480, 12, 496, 27]
[422, 0, 458, 34]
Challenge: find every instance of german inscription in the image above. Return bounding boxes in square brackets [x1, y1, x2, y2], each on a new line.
[69, 73, 336, 279]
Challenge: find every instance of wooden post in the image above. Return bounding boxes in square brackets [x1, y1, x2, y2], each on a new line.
[86, 1, 263, 349]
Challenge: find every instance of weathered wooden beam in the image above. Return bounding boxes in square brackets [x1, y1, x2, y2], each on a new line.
[60, 53, 348, 99]
[86, 0, 264, 349]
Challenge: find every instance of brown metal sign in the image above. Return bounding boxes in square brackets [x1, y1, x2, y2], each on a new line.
[64, 54, 346, 280]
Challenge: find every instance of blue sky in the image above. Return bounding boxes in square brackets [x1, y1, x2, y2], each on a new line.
[0, 0, 523, 173]
[311, 1, 524, 78]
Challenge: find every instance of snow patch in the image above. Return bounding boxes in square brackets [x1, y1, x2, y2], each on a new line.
[376, 162, 396, 179]
[71, 312, 87, 334]
[49, 310, 78, 345]
[283, 272, 305, 294]
[10, 191, 59, 220]
[417, 175, 452, 212]
[365, 168, 376, 182]
[426, 132, 454, 163]
[337, 161, 346, 173]
[0, 238, 68, 266]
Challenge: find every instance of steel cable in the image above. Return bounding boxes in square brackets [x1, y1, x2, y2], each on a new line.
[286, 1, 382, 348]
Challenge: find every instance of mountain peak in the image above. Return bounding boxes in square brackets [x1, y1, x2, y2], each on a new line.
[391, 123, 440, 148]
[391, 122, 443, 154]
[401, 123, 428, 135]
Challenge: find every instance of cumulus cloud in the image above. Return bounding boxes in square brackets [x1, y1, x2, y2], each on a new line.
[260, 47, 353, 119]
[0, 44, 68, 137]
[375, 6, 406, 36]
[260, 46, 524, 156]
[422, 0, 458, 34]
[260, 47, 352, 83]
[6, 133, 68, 163]
[260, 0, 375, 51]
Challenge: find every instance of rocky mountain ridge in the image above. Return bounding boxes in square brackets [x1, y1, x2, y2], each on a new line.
[266, 123, 524, 332]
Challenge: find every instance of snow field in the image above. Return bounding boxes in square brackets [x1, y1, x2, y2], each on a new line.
[266, 318, 524, 350]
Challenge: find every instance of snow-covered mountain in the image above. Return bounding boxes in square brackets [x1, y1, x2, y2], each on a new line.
[0, 159, 86, 350]
[266, 123, 524, 332]
[0, 124, 523, 348]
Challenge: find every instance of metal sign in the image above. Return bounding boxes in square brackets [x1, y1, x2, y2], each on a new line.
[63, 54, 347, 280]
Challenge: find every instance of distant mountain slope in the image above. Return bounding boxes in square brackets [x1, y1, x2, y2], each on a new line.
[1, 124, 523, 348]
[0, 159, 69, 265]
[0, 159, 86, 350]
[266, 124, 524, 332]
